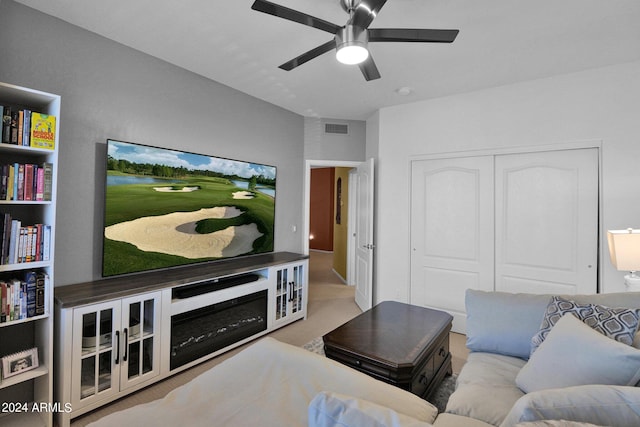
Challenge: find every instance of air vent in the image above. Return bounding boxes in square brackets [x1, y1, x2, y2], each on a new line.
[324, 123, 349, 135]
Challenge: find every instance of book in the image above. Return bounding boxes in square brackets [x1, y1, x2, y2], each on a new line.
[0, 282, 6, 322]
[35, 272, 47, 315]
[1, 212, 11, 264]
[0, 164, 7, 200]
[9, 109, 19, 144]
[7, 219, 20, 264]
[42, 163, 53, 201]
[35, 166, 44, 200]
[1, 106, 11, 143]
[17, 110, 23, 146]
[24, 164, 34, 201]
[17, 164, 24, 201]
[8, 164, 15, 200]
[42, 225, 51, 261]
[22, 109, 31, 146]
[25, 271, 37, 317]
[30, 112, 56, 150]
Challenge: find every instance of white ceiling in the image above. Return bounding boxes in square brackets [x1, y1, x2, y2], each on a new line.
[14, 0, 640, 120]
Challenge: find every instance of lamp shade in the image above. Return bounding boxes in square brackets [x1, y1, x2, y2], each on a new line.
[607, 229, 640, 271]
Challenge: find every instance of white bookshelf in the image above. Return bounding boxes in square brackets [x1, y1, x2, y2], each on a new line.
[0, 82, 59, 427]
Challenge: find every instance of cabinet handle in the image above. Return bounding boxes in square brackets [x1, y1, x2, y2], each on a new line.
[123, 328, 128, 362]
[115, 330, 120, 365]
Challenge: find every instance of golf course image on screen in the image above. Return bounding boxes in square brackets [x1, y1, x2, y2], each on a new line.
[102, 139, 276, 277]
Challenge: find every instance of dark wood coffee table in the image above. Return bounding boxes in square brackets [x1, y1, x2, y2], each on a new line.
[323, 301, 453, 400]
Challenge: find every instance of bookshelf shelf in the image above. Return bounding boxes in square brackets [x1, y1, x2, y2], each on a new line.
[0, 313, 49, 329]
[0, 365, 48, 390]
[0, 261, 52, 273]
[0, 82, 58, 427]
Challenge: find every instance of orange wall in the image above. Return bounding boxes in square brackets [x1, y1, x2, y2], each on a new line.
[310, 168, 335, 251]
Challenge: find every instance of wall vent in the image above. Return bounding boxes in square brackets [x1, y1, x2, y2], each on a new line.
[324, 123, 349, 135]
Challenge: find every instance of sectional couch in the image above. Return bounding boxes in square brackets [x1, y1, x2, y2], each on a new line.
[87, 291, 640, 427]
[441, 289, 640, 427]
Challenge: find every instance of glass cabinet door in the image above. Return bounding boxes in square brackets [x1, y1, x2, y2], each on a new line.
[291, 264, 305, 314]
[120, 293, 161, 390]
[72, 301, 121, 408]
[275, 268, 288, 321]
[273, 263, 306, 325]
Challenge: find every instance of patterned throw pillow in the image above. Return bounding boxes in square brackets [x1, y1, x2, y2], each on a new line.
[530, 296, 640, 355]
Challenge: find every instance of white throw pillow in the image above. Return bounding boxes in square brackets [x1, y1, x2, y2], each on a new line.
[308, 391, 434, 427]
[516, 314, 640, 393]
[502, 384, 640, 427]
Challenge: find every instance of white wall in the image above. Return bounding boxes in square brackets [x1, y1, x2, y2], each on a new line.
[304, 117, 366, 161]
[0, 1, 304, 286]
[370, 60, 640, 303]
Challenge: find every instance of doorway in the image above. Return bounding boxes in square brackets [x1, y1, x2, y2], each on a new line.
[303, 160, 361, 306]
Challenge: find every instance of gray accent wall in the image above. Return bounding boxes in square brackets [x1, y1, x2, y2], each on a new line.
[0, 1, 305, 286]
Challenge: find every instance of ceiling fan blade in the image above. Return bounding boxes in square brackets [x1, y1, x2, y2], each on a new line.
[351, 0, 388, 29]
[279, 40, 336, 71]
[368, 28, 459, 43]
[358, 55, 381, 81]
[251, 0, 341, 34]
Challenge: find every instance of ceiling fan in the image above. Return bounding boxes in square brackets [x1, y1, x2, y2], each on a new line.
[251, 0, 459, 81]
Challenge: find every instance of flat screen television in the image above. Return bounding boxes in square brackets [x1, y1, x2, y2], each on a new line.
[102, 139, 276, 277]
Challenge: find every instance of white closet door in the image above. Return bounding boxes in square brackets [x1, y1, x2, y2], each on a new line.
[410, 156, 495, 332]
[494, 148, 599, 295]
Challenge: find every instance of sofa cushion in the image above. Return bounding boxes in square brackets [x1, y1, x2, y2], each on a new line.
[501, 384, 640, 427]
[465, 289, 551, 359]
[432, 413, 494, 427]
[530, 296, 640, 354]
[308, 392, 432, 427]
[445, 352, 527, 426]
[465, 290, 640, 360]
[513, 421, 603, 427]
[516, 314, 640, 393]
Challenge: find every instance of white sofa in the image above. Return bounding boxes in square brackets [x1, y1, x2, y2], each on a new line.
[442, 290, 640, 427]
[87, 291, 640, 427]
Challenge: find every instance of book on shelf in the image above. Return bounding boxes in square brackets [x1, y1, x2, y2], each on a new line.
[1, 106, 12, 144]
[0, 107, 56, 149]
[29, 112, 56, 150]
[0, 270, 48, 323]
[0, 161, 53, 201]
[0, 213, 51, 265]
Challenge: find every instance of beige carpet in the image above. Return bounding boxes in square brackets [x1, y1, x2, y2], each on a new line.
[71, 251, 467, 426]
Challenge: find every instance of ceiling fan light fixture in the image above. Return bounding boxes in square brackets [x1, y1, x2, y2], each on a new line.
[336, 44, 369, 65]
[336, 25, 369, 65]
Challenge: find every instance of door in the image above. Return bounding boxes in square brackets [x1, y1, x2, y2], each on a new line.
[410, 156, 495, 332]
[410, 148, 599, 333]
[354, 158, 374, 311]
[494, 148, 599, 294]
[120, 293, 162, 391]
[71, 300, 121, 409]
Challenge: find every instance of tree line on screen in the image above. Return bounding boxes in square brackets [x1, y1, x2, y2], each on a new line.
[107, 156, 275, 186]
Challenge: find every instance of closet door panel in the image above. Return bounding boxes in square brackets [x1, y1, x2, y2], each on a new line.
[410, 156, 494, 332]
[495, 148, 599, 295]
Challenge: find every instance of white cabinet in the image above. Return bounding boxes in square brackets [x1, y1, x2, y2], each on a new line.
[0, 82, 59, 427]
[54, 252, 307, 427]
[61, 292, 161, 420]
[272, 262, 306, 327]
